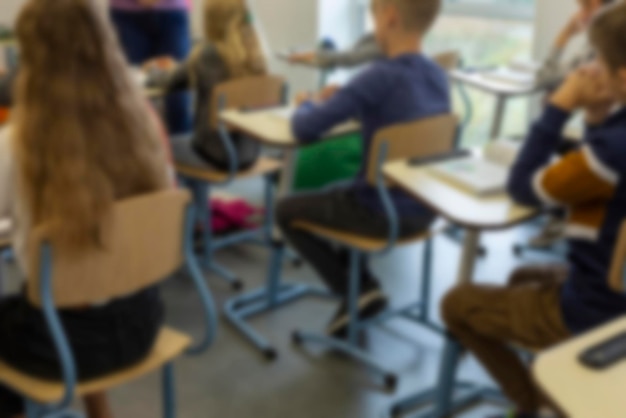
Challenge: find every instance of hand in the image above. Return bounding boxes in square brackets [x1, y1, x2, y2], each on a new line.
[318, 84, 340, 102]
[295, 91, 314, 106]
[143, 56, 177, 72]
[289, 51, 317, 65]
[138, 0, 161, 6]
[550, 63, 615, 113]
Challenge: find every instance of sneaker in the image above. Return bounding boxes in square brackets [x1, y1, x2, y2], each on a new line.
[326, 287, 388, 338]
[529, 217, 566, 248]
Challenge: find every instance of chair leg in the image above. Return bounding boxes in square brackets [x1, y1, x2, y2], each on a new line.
[162, 362, 176, 418]
[419, 238, 433, 322]
[347, 249, 362, 347]
[262, 174, 276, 244]
[24, 399, 42, 418]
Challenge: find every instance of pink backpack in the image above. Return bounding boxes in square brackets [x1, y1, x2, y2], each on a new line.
[210, 198, 262, 234]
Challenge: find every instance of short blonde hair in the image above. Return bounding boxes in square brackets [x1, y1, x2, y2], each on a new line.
[377, 0, 442, 32]
[590, 1, 626, 71]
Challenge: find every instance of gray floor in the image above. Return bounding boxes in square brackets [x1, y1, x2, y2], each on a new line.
[1, 178, 562, 418]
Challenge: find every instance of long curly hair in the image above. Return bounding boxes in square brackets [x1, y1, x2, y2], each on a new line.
[203, 0, 267, 77]
[13, 0, 170, 253]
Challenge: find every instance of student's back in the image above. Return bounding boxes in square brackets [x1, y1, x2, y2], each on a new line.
[157, 0, 268, 171]
[0, 0, 171, 416]
[292, 52, 450, 215]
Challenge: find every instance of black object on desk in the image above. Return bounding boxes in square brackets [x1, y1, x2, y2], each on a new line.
[579, 331, 626, 370]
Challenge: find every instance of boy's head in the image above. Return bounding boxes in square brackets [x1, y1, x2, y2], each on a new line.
[590, 1, 626, 100]
[371, 0, 441, 53]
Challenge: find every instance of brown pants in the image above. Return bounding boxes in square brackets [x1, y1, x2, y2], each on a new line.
[441, 265, 572, 413]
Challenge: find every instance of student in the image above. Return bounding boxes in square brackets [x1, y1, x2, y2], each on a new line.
[529, 0, 613, 248]
[442, 3, 626, 417]
[0, 0, 172, 417]
[288, 33, 383, 69]
[146, 0, 267, 171]
[277, 0, 449, 337]
[109, 0, 193, 135]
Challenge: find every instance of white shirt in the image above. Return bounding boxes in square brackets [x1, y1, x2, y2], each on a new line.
[0, 125, 29, 275]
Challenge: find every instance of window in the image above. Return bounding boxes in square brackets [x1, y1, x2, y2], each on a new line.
[444, 0, 534, 21]
[360, 0, 535, 145]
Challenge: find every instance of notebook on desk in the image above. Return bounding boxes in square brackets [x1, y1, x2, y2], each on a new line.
[427, 141, 520, 196]
[480, 61, 541, 88]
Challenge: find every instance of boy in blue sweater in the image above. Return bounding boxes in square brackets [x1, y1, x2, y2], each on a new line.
[442, 3, 626, 417]
[277, 0, 449, 337]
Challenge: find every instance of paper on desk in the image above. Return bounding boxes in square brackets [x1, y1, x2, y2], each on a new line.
[269, 107, 295, 121]
[481, 66, 537, 88]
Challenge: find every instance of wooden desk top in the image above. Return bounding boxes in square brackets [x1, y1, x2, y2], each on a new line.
[383, 160, 537, 230]
[450, 69, 540, 97]
[534, 316, 626, 418]
[219, 107, 360, 148]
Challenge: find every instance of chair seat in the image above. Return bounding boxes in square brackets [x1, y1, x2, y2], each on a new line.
[292, 220, 446, 252]
[0, 327, 191, 404]
[176, 157, 283, 183]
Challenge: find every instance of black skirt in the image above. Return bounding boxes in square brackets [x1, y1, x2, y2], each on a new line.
[0, 287, 164, 416]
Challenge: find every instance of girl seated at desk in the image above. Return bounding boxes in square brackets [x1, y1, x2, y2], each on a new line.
[146, 0, 267, 172]
[0, 0, 172, 416]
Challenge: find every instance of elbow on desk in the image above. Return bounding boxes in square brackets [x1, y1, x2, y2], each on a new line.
[291, 118, 321, 144]
[506, 173, 542, 208]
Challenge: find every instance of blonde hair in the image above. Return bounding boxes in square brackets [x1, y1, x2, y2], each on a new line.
[590, 1, 626, 71]
[14, 0, 170, 253]
[203, 0, 267, 77]
[377, 0, 442, 32]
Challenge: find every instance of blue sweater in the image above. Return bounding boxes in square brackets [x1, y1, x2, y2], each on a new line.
[508, 105, 626, 334]
[292, 53, 450, 216]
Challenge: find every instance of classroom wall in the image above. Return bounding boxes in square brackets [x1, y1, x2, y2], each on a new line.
[533, 0, 581, 61]
[0, 0, 23, 26]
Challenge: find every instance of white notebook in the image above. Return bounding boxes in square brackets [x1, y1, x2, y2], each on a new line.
[428, 141, 519, 196]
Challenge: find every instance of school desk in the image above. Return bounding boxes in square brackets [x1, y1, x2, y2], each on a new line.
[534, 315, 626, 418]
[383, 157, 539, 417]
[218, 106, 360, 358]
[451, 69, 541, 140]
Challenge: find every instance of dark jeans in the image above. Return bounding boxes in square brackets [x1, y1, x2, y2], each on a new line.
[277, 186, 435, 297]
[0, 288, 164, 417]
[110, 9, 192, 134]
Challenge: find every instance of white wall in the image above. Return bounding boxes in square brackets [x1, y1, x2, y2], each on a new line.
[533, 0, 580, 61]
[0, 0, 24, 26]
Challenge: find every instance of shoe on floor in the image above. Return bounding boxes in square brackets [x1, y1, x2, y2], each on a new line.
[326, 287, 388, 338]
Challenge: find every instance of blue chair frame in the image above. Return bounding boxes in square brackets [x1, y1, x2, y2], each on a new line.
[19, 204, 218, 418]
[287, 141, 441, 390]
[178, 90, 286, 291]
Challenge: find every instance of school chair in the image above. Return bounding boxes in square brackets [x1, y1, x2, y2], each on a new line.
[0, 189, 218, 418]
[175, 75, 286, 291]
[290, 114, 459, 390]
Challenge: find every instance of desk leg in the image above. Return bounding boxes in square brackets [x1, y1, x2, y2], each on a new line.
[490, 95, 507, 140]
[390, 228, 507, 417]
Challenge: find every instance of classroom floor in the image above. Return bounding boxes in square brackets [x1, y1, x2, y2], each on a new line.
[1, 178, 562, 418]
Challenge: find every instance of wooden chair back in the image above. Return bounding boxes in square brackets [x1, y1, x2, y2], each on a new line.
[367, 114, 459, 185]
[210, 75, 286, 129]
[609, 220, 626, 292]
[432, 50, 461, 71]
[26, 189, 191, 308]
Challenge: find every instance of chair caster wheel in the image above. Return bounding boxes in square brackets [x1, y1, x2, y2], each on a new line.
[232, 279, 244, 292]
[263, 348, 278, 361]
[513, 245, 523, 257]
[384, 374, 398, 392]
[477, 246, 487, 257]
[292, 331, 303, 346]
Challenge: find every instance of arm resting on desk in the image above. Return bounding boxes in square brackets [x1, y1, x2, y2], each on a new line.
[292, 66, 386, 143]
[508, 105, 619, 207]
